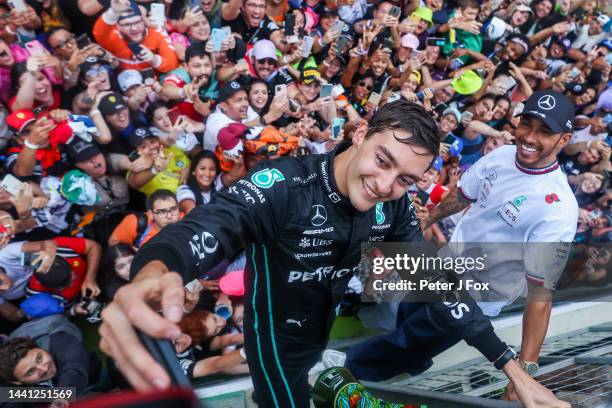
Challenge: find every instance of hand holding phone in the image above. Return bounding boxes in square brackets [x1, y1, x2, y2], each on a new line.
[1, 174, 23, 196]
[368, 92, 382, 107]
[25, 40, 47, 58]
[331, 117, 345, 140]
[211, 28, 227, 52]
[320, 84, 333, 98]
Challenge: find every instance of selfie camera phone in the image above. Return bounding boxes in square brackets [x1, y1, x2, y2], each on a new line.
[149, 3, 166, 28]
[275, 84, 287, 96]
[331, 118, 345, 140]
[331, 20, 345, 34]
[389, 5, 401, 18]
[427, 37, 445, 47]
[1, 174, 23, 196]
[336, 36, 349, 54]
[75, 34, 91, 50]
[8, 0, 27, 12]
[25, 40, 46, 57]
[211, 28, 226, 52]
[368, 92, 382, 106]
[320, 84, 333, 98]
[302, 36, 315, 58]
[137, 330, 192, 388]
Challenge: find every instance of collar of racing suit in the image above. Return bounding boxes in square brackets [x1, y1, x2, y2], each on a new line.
[319, 142, 356, 217]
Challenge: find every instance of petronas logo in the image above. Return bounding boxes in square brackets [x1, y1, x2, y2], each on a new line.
[375, 202, 385, 225]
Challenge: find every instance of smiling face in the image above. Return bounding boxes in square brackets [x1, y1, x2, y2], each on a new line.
[575, 88, 596, 106]
[20, 71, 53, 104]
[354, 78, 373, 100]
[13, 348, 56, 385]
[299, 80, 321, 102]
[188, 17, 211, 41]
[474, 98, 495, 119]
[493, 99, 510, 121]
[221, 90, 249, 121]
[242, 0, 266, 28]
[549, 42, 565, 59]
[84, 64, 111, 91]
[535, 0, 552, 19]
[439, 113, 458, 134]
[248, 82, 269, 110]
[194, 157, 217, 191]
[118, 15, 146, 43]
[185, 54, 212, 85]
[254, 57, 276, 80]
[514, 116, 570, 168]
[152, 106, 172, 132]
[511, 10, 530, 26]
[501, 42, 527, 61]
[345, 126, 435, 211]
[416, 167, 438, 190]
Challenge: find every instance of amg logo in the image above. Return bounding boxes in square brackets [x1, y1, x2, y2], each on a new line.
[303, 226, 334, 235]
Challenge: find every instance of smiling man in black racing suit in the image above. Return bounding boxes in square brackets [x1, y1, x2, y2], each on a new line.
[99, 101, 567, 408]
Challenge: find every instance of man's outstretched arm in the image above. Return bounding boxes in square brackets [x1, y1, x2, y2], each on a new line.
[423, 184, 473, 229]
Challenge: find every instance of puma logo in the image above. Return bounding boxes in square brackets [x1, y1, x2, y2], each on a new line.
[286, 318, 306, 327]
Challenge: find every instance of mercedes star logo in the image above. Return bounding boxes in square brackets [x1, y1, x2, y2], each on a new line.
[537, 95, 556, 110]
[311, 205, 327, 226]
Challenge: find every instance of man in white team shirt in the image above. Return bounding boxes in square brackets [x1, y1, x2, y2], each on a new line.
[346, 90, 577, 406]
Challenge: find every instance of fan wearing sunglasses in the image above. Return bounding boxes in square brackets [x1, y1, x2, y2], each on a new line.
[349, 75, 375, 116]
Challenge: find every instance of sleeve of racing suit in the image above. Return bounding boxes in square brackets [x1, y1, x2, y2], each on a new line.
[388, 195, 509, 364]
[130, 165, 290, 282]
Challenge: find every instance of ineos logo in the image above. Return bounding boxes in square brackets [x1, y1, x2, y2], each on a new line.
[537, 95, 555, 110]
[311, 205, 327, 226]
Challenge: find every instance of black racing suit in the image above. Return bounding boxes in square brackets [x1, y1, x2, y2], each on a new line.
[131, 143, 508, 408]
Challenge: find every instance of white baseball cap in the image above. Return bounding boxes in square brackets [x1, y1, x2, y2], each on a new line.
[117, 70, 143, 92]
[252, 39, 277, 61]
[401, 33, 420, 50]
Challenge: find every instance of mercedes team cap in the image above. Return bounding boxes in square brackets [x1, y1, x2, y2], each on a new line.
[218, 80, 246, 103]
[128, 127, 156, 148]
[118, 69, 144, 92]
[67, 139, 102, 163]
[517, 90, 575, 133]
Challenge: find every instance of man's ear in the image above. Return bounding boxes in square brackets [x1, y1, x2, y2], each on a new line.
[352, 121, 369, 147]
[558, 132, 572, 149]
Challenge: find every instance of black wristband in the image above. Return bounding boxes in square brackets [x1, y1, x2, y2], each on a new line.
[494, 346, 517, 370]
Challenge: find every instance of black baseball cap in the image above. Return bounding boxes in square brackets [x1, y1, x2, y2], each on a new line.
[67, 139, 102, 163]
[98, 93, 127, 117]
[517, 90, 575, 133]
[129, 127, 156, 148]
[218, 80, 246, 103]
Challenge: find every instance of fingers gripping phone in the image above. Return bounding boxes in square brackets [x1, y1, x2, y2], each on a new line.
[137, 330, 192, 388]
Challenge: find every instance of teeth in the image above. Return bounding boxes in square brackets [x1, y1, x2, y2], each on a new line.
[521, 144, 537, 153]
[362, 179, 381, 199]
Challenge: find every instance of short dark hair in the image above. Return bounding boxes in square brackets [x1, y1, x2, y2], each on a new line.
[147, 189, 177, 211]
[507, 33, 531, 55]
[35, 256, 72, 289]
[185, 42, 211, 64]
[0, 337, 38, 382]
[365, 100, 440, 158]
[146, 100, 169, 123]
[458, 0, 479, 9]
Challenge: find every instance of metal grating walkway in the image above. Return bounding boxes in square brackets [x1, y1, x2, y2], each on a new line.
[388, 324, 612, 407]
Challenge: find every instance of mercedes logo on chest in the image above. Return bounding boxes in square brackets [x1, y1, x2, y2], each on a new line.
[311, 205, 327, 226]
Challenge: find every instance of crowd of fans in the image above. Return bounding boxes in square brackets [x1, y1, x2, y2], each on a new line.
[0, 0, 609, 402]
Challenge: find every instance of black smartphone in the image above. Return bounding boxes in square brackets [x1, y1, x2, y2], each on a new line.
[128, 41, 143, 58]
[389, 5, 400, 18]
[491, 55, 501, 65]
[336, 36, 349, 54]
[434, 103, 448, 116]
[443, 133, 455, 144]
[381, 38, 395, 50]
[76, 34, 91, 49]
[128, 151, 141, 162]
[137, 330, 192, 388]
[141, 67, 154, 81]
[284, 13, 295, 36]
[427, 37, 445, 47]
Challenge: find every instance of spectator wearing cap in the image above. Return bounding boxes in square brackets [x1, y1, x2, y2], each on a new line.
[92, 0, 178, 73]
[66, 139, 129, 215]
[219, 0, 285, 50]
[118, 69, 160, 115]
[391, 34, 419, 72]
[203, 80, 258, 152]
[569, 14, 609, 56]
[4, 109, 74, 180]
[95, 92, 136, 157]
[243, 40, 297, 98]
[214, 123, 249, 185]
[161, 43, 214, 122]
[79, 56, 114, 94]
[126, 127, 190, 197]
[398, 6, 433, 47]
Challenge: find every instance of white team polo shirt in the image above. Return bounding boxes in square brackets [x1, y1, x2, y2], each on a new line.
[450, 145, 578, 315]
